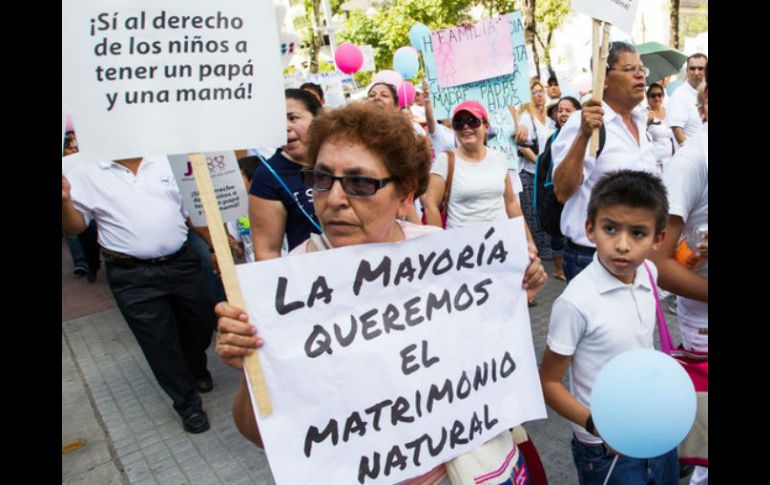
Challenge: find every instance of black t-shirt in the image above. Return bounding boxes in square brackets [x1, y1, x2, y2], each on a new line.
[249, 150, 320, 251]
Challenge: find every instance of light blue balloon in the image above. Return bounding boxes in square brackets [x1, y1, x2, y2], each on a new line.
[591, 349, 696, 459]
[409, 23, 431, 51]
[393, 48, 419, 80]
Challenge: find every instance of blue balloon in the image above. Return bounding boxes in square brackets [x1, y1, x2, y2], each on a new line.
[409, 23, 431, 51]
[591, 349, 696, 459]
[393, 47, 419, 80]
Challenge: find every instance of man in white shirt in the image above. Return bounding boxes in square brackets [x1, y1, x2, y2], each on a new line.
[551, 42, 657, 281]
[62, 156, 217, 434]
[651, 66, 708, 485]
[667, 53, 707, 147]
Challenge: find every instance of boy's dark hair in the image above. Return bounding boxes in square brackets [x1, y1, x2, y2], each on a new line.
[587, 170, 669, 234]
[300, 82, 324, 101]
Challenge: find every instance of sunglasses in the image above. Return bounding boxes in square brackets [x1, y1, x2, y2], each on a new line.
[300, 169, 393, 196]
[452, 116, 482, 130]
[648, 92, 663, 98]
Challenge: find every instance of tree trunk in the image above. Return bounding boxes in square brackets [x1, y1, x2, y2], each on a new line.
[307, 0, 325, 73]
[524, 0, 539, 79]
[669, 0, 680, 50]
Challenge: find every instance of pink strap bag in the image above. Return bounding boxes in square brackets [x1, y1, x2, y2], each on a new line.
[643, 262, 708, 467]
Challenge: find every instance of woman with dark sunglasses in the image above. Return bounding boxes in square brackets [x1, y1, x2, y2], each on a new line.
[213, 104, 547, 482]
[422, 101, 531, 236]
[646, 82, 674, 175]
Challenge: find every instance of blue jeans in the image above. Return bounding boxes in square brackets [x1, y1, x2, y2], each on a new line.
[571, 436, 679, 485]
[563, 242, 595, 282]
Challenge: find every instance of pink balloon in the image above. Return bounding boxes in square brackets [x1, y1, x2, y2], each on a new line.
[397, 81, 416, 108]
[334, 43, 364, 74]
[372, 69, 404, 90]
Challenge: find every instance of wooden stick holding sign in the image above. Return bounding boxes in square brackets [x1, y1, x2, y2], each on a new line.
[189, 153, 272, 417]
[589, 20, 612, 157]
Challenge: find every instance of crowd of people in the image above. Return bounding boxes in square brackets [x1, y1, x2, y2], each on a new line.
[62, 39, 708, 485]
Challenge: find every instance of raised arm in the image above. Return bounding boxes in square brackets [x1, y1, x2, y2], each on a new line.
[423, 80, 438, 135]
[553, 100, 604, 203]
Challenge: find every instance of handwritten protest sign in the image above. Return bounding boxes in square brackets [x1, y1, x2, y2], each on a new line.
[236, 218, 547, 484]
[307, 72, 348, 108]
[571, 0, 641, 35]
[62, 0, 285, 162]
[432, 17, 514, 88]
[168, 151, 247, 225]
[418, 12, 530, 169]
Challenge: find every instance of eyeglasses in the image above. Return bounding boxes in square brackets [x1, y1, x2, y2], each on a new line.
[688, 66, 705, 71]
[532, 89, 545, 95]
[452, 116, 482, 130]
[607, 65, 650, 77]
[648, 92, 663, 98]
[300, 169, 394, 196]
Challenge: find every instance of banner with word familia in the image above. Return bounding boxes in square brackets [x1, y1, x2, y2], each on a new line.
[417, 13, 531, 169]
[236, 218, 547, 484]
[62, 0, 285, 162]
[432, 16, 514, 88]
[168, 151, 247, 225]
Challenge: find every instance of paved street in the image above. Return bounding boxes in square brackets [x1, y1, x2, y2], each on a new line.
[62, 237, 685, 484]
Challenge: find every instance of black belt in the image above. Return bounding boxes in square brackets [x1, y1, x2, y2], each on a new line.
[102, 243, 189, 267]
[566, 239, 596, 253]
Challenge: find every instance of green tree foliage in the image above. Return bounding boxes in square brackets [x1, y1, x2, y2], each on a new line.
[681, 4, 708, 39]
[534, 0, 570, 72]
[338, 0, 475, 85]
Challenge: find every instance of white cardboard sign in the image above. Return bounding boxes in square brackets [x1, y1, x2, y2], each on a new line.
[570, 0, 641, 35]
[168, 151, 247, 225]
[62, 0, 286, 162]
[360, 45, 376, 72]
[236, 218, 547, 484]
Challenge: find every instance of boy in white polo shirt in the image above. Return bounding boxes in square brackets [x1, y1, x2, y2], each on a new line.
[539, 170, 679, 484]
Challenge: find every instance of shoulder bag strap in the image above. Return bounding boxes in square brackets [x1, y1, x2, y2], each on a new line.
[642, 261, 675, 355]
[255, 153, 323, 233]
[441, 150, 455, 208]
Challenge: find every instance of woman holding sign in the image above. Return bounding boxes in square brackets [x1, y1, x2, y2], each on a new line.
[215, 102, 547, 484]
[249, 89, 323, 260]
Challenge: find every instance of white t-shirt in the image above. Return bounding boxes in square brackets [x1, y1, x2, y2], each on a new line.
[667, 82, 702, 142]
[430, 123, 457, 156]
[547, 255, 658, 444]
[431, 148, 511, 229]
[646, 114, 675, 173]
[662, 123, 708, 333]
[518, 111, 554, 174]
[551, 101, 657, 246]
[68, 155, 190, 259]
[410, 104, 426, 123]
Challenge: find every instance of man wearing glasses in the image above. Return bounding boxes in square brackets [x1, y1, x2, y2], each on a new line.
[550, 41, 658, 281]
[668, 53, 708, 146]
